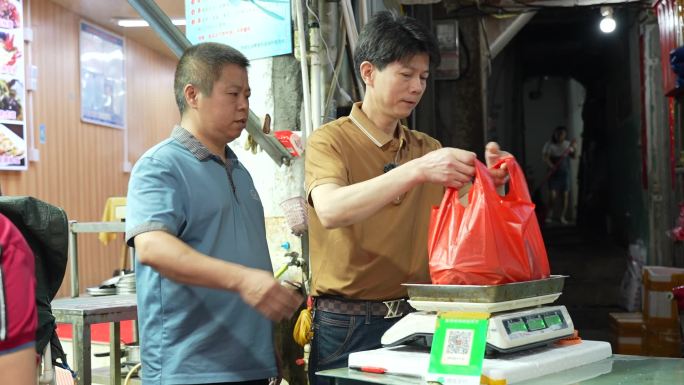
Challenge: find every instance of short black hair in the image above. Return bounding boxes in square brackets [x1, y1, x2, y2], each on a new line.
[174, 42, 249, 115]
[551, 126, 568, 144]
[354, 11, 440, 78]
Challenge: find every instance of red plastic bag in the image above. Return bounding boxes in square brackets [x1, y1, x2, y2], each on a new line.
[428, 156, 550, 285]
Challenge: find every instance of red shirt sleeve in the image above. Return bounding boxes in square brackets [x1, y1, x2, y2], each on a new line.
[0, 213, 37, 353]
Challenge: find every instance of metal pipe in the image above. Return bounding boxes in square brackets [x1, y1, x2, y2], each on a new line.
[127, 0, 190, 58]
[295, 0, 313, 141]
[341, 0, 358, 54]
[310, 24, 322, 129]
[127, 0, 294, 166]
[68, 220, 79, 297]
[341, 0, 364, 100]
[489, 12, 536, 60]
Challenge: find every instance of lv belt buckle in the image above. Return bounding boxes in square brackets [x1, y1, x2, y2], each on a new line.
[383, 299, 404, 319]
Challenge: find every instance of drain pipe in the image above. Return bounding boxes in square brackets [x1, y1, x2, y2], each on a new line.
[309, 22, 322, 130]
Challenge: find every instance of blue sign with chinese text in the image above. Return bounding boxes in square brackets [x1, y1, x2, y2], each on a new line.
[185, 0, 292, 60]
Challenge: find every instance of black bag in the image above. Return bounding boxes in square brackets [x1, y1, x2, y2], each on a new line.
[0, 196, 70, 369]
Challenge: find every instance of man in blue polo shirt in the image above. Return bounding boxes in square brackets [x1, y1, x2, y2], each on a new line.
[126, 42, 302, 385]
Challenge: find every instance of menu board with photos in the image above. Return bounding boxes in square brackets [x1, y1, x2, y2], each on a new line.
[0, 0, 26, 171]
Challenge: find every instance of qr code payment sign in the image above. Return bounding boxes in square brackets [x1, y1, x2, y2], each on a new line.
[441, 328, 474, 366]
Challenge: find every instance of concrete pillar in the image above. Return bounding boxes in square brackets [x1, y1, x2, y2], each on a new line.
[439, 15, 487, 155]
[643, 19, 675, 266]
[414, 10, 488, 157]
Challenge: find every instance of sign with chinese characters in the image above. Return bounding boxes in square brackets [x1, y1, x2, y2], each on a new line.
[185, 0, 292, 60]
[79, 21, 126, 129]
[0, 0, 26, 170]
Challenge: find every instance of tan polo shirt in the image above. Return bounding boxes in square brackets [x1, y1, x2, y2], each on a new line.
[305, 102, 444, 300]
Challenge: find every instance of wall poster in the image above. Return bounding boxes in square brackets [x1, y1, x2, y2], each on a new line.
[185, 0, 292, 60]
[79, 21, 125, 129]
[0, 0, 26, 171]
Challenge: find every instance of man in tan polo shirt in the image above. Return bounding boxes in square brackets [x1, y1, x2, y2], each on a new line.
[304, 11, 508, 384]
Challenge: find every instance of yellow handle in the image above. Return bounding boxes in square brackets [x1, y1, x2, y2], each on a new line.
[274, 264, 289, 279]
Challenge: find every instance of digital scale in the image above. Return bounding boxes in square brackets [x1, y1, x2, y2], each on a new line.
[381, 275, 575, 355]
[349, 276, 614, 383]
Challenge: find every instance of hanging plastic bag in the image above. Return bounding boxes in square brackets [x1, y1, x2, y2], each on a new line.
[428, 156, 550, 285]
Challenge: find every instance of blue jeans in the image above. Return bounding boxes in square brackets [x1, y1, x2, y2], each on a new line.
[308, 310, 401, 385]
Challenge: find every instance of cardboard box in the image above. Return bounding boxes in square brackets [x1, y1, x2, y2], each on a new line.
[609, 312, 643, 355]
[641, 324, 682, 357]
[642, 266, 684, 327]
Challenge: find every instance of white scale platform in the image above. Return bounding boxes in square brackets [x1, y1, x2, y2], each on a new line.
[348, 340, 613, 384]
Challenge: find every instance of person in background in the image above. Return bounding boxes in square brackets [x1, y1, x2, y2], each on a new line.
[542, 125, 576, 224]
[0, 213, 37, 385]
[126, 42, 302, 385]
[304, 11, 508, 384]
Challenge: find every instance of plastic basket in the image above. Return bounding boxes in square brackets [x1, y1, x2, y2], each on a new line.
[280, 196, 308, 234]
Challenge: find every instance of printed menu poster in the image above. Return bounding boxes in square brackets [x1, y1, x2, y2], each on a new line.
[79, 21, 125, 129]
[185, 0, 292, 60]
[0, 0, 25, 170]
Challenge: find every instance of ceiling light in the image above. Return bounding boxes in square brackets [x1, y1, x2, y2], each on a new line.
[599, 7, 616, 34]
[116, 18, 186, 28]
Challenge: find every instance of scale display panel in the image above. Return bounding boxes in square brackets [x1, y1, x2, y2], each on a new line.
[501, 308, 569, 339]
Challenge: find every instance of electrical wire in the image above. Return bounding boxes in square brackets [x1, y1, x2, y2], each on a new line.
[306, 1, 351, 121]
[457, 26, 471, 80]
[293, 303, 314, 346]
[124, 363, 142, 385]
[305, 2, 336, 75]
[480, 16, 492, 76]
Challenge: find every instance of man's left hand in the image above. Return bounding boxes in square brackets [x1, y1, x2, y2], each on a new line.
[485, 142, 510, 186]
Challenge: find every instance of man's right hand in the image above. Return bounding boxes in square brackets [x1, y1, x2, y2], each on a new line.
[237, 268, 304, 322]
[414, 147, 477, 189]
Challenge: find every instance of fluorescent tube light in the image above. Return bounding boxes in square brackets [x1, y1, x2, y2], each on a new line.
[116, 18, 186, 28]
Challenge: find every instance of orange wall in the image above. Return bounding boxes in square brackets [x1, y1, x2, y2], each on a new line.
[0, 0, 179, 297]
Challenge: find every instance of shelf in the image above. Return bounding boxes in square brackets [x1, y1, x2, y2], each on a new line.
[71, 221, 125, 233]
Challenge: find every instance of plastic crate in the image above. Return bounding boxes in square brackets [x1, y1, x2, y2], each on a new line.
[280, 196, 308, 235]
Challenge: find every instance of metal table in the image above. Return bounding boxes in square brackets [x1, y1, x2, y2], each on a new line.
[318, 354, 684, 384]
[52, 294, 137, 385]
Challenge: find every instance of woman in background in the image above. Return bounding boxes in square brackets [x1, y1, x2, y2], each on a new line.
[542, 126, 576, 224]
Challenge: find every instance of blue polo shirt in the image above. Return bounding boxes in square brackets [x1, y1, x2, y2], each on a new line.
[125, 126, 276, 385]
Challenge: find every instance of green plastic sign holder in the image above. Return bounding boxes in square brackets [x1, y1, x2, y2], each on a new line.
[426, 311, 490, 385]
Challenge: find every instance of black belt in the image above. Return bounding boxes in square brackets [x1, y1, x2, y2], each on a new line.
[315, 296, 413, 319]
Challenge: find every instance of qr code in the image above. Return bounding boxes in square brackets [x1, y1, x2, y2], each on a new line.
[441, 329, 473, 366]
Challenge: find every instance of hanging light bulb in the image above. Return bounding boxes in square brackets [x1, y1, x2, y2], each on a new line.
[599, 6, 616, 33]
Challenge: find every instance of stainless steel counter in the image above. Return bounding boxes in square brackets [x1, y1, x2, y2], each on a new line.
[52, 294, 137, 385]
